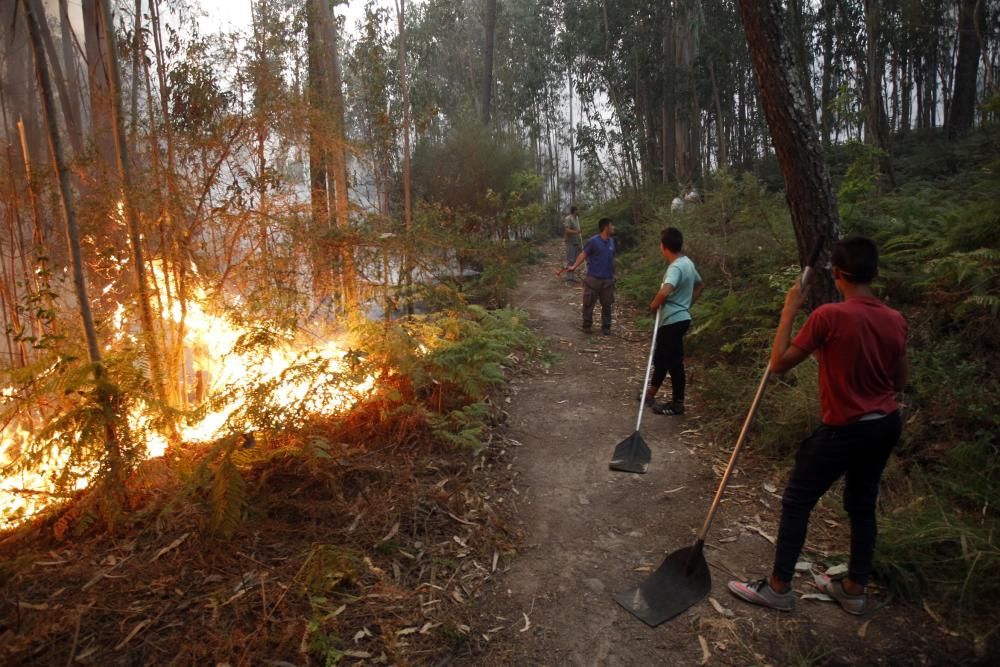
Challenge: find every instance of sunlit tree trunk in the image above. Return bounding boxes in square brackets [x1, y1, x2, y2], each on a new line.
[321, 2, 358, 308]
[737, 0, 838, 304]
[22, 0, 124, 482]
[307, 0, 332, 303]
[98, 0, 168, 404]
[396, 0, 414, 314]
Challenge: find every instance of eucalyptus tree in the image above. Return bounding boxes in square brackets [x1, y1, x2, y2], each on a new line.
[98, 0, 169, 404]
[737, 0, 839, 303]
[21, 0, 125, 482]
[481, 0, 498, 124]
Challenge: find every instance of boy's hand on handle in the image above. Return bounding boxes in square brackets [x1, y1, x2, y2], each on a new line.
[783, 280, 805, 313]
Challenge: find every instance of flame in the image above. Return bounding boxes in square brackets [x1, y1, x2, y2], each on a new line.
[1, 260, 375, 528]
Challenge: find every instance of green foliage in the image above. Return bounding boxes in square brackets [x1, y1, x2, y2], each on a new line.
[611, 154, 999, 624]
[877, 484, 1000, 619]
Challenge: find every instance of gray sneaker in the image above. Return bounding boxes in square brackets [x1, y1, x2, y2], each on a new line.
[728, 578, 795, 612]
[819, 576, 867, 615]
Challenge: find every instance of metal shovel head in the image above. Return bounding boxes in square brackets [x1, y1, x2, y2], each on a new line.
[614, 543, 711, 626]
[609, 430, 651, 474]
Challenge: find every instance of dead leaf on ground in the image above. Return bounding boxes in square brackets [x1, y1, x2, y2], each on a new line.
[519, 612, 531, 633]
[151, 533, 189, 562]
[747, 525, 775, 544]
[858, 620, 871, 639]
[113, 619, 151, 650]
[709, 597, 734, 618]
[698, 635, 711, 664]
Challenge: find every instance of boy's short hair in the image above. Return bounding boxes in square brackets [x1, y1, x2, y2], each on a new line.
[832, 236, 879, 283]
[661, 227, 683, 253]
[570, 206, 577, 214]
[598, 217, 612, 232]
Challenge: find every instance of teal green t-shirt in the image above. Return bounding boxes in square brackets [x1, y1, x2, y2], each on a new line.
[658, 255, 702, 326]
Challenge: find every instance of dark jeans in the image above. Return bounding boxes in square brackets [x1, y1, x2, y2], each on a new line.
[582, 276, 614, 331]
[651, 320, 690, 403]
[772, 411, 901, 586]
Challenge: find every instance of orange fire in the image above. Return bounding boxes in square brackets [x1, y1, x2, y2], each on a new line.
[1, 261, 375, 528]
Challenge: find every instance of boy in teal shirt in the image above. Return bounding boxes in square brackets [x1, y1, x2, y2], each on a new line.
[644, 227, 703, 415]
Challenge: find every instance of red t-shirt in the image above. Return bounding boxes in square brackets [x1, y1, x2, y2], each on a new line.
[792, 296, 907, 426]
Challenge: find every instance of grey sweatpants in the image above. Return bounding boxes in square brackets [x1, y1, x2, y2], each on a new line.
[582, 276, 614, 330]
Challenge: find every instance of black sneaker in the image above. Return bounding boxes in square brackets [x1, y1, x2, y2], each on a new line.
[652, 401, 684, 415]
[601, 328, 611, 336]
[581, 325, 593, 334]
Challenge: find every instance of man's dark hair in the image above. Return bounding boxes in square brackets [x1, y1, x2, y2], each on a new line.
[831, 236, 879, 283]
[598, 217, 612, 232]
[570, 206, 578, 214]
[661, 227, 683, 253]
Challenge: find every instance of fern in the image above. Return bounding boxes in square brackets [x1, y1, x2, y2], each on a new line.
[208, 453, 248, 537]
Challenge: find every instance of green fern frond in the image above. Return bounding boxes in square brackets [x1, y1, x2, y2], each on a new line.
[208, 454, 247, 537]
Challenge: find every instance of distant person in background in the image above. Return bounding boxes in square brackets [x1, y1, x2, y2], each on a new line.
[562, 206, 582, 282]
[683, 183, 700, 204]
[671, 183, 700, 213]
[558, 218, 617, 335]
[643, 227, 703, 416]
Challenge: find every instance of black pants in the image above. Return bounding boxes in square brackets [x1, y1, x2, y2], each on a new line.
[772, 411, 901, 586]
[651, 320, 690, 403]
[582, 277, 614, 331]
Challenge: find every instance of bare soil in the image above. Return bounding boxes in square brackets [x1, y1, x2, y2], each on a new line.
[468, 240, 980, 666]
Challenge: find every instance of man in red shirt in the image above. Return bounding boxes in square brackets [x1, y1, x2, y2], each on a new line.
[728, 237, 908, 615]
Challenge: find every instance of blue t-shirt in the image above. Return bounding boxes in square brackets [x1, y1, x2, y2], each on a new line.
[659, 255, 702, 326]
[583, 234, 616, 279]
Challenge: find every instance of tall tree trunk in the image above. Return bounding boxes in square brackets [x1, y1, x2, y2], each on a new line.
[787, 0, 816, 116]
[59, 0, 85, 151]
[947, 0, 983, 138]
[306, 0, 332, 301]
[662, 9, 676, 182]
[737, 0, 839, 304]
[396, 0, 413, 313]
[28, 0, 84, 157]
[673, 0, 699, 185]
[321, 1, 358, 307]
[819, 0, 836, 149]
[98, 0, 168, 404]
[22, 0, 123, 481]
[708, 60, 729, 168]
[568, 65, 576, 204]
[83, 0, 116, 175]
[481, 0, 497, 125]
[862, 0, 896, 187]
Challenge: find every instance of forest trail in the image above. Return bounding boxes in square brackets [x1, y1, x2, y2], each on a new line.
[471, 239, 973, 666]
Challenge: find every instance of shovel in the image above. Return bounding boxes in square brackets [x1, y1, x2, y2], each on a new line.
[609, 307, 661, 474]
[615, 238, 825, 626]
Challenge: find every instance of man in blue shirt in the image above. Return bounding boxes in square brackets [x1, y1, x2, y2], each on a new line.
[559, 217, 617, 335]
[644, 227, 703, 415]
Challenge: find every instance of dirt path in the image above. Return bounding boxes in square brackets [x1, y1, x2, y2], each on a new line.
[469, 240, 977, 666]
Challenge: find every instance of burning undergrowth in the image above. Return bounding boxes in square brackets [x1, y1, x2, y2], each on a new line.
[0, 306, 540, 664]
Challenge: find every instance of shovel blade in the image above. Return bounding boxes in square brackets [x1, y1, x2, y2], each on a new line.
[609, 431, 651, 474]
[615, 544, 711, 626]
